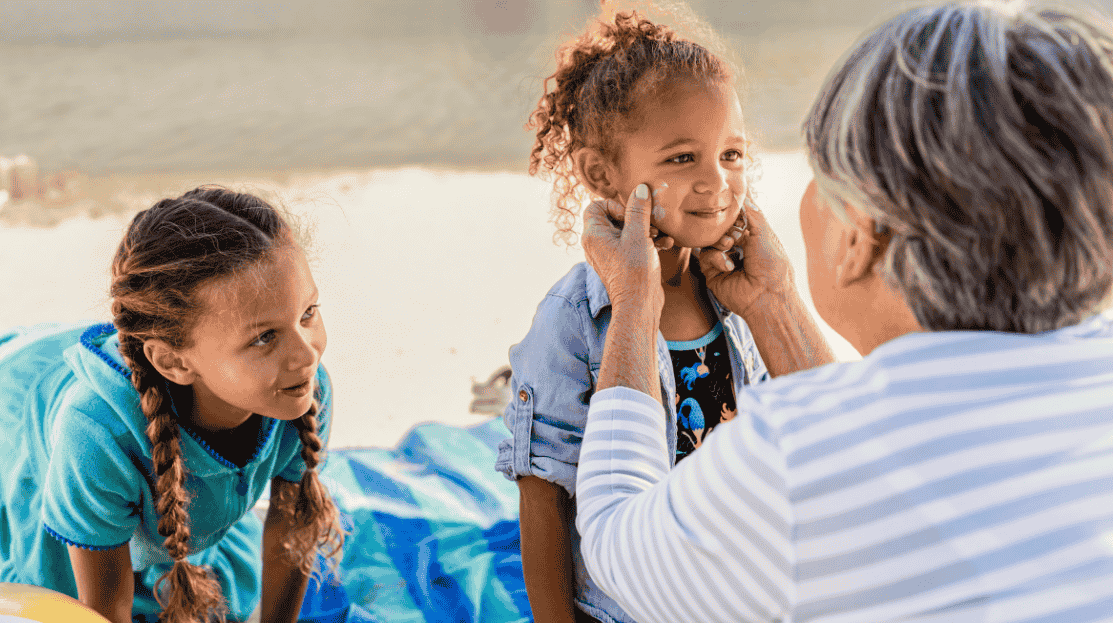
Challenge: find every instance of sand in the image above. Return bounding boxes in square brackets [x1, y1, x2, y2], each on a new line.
[0, 151, 859, 448]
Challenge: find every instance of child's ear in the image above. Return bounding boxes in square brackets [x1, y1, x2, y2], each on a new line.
[573, 147, 621, 200]
[143, 339, 197, 385]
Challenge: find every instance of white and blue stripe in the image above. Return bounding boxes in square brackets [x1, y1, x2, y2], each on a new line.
[576, 313, 1113, 623]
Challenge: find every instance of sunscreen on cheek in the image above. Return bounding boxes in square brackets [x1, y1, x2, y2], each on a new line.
[650, 181, 679, 235]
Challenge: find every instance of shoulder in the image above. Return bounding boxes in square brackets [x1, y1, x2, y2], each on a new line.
[536, 261, 611, 327]
[734, 356, 880, 442]
[538, 261, 609, 314]
[315, 363, 332, 401]
[51, 382, 139, 453]
[513, 263, 607, 362]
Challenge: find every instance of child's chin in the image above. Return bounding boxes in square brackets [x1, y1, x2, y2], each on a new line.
[670, 232, 728, 251]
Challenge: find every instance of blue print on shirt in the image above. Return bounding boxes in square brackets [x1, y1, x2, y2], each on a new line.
[670, 326, 737, 462]
[679, 362, 709, 390]
[678, 398, 706, 449]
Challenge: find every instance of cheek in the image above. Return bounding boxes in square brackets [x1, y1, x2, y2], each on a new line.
[644, 179, 683, 226]
[800, 198, 829, 290]
[726, 170, 747, 195]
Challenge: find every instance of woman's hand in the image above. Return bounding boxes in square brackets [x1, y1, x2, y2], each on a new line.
[582, 183, 665, 316]
[698, 196, 795, 318]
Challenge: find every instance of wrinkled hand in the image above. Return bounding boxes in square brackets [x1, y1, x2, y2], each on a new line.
[582, 184, 665, 315]
[697, 196, 795, 318]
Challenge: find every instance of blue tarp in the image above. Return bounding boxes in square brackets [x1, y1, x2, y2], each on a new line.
[304, 418, 530, 623]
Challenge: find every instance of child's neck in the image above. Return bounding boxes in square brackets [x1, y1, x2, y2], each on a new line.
[657, 247, 719, 342]
[659, 247, 693, 289]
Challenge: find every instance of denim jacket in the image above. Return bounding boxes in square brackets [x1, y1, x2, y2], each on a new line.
[495, 261, 770, 623]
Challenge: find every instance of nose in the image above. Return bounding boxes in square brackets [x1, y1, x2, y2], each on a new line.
[286, 326, 320, 372]
[693, 160, 730, 196]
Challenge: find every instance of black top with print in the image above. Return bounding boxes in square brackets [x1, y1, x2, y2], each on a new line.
[668, 323, 738, 463]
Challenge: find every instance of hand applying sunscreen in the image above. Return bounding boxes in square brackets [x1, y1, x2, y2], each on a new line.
[649, 182, 673, 251]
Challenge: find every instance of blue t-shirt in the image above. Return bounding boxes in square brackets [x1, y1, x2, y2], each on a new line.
[0, 322, 333, 621]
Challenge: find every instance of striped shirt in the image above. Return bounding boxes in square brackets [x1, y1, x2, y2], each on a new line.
[576, 312, 1113, 623]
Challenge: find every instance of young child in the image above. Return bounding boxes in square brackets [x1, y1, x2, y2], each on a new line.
[0, 187, 344, 623]
[495, 9, 769, 623]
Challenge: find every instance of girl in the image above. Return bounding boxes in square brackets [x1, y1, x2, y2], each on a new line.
[494, 9, 769, 623]
[0, 187, 344, 623]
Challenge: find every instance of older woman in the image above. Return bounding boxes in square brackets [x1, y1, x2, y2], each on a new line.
[573, 2, 1113, 623]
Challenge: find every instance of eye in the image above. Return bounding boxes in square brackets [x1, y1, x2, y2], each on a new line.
[666, 153, 694, 164]
[722, 149, 743, 162]
[251, 330, 276, 348]
[302, 304, 320, 322]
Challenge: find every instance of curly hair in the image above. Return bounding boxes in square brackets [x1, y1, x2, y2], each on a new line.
[527, 8, 734, 245]
[805, 2, 1113, 333]
[110, 186, 343, 622]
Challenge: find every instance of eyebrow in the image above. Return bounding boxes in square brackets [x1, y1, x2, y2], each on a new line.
[238, 286, 320, 335]
[656, 134, 748, 152]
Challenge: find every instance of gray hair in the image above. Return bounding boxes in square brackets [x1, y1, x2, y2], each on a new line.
[805, 0, 1113, 332]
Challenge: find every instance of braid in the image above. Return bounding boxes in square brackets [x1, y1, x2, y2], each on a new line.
[118, 335, 227, 623]
[274, 401, 344, 576]
[109, 186, 334, 616]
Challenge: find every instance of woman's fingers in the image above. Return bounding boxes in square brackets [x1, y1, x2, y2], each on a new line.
[698, 247, 734, 274]
[621, 184, 653, 240]
[706, 203, 749, 252]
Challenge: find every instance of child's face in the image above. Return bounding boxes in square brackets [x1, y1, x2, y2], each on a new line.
[180, 244, 327, 430]
[612, 80, 748, 249]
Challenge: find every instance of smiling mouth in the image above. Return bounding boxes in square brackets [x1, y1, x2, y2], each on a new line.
[280, 379, 313, 396]
[689, 206, 729, 217]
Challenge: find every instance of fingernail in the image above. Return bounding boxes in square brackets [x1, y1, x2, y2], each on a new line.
[724, 252, 734, 272]
[635, 184, 649, 200]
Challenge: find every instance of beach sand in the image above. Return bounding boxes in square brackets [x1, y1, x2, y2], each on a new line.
[0, 151, 857, 448]
[0, 0, 892, 447]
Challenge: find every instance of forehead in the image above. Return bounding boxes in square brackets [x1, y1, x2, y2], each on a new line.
[191, 245, 315, 333]
[623, 81, 744, 148]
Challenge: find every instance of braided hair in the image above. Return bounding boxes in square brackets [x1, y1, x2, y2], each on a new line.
[528, 8, 734, 245]
[110, 186, 343, 622]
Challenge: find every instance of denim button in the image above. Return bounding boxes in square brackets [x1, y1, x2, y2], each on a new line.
[518, 389, 529, 402]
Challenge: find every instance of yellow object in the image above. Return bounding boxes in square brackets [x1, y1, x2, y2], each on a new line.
[0, 583, 110, 622]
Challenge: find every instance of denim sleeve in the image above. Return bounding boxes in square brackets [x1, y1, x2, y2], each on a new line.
[729, 314, 771, 385]
[495, 294, 592, 497]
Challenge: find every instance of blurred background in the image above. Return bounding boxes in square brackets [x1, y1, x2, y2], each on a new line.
[0, 0, 1010, 175]
[3, 0, 1111, 447]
